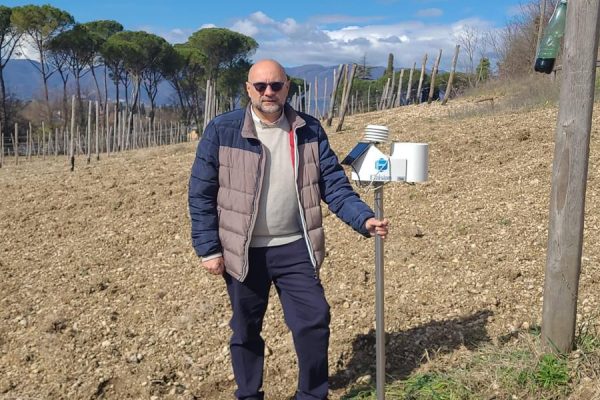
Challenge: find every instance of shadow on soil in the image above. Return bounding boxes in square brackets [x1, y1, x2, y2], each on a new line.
[330, 309, 493, 390]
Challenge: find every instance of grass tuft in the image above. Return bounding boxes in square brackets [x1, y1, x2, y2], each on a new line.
[342, 319, 600, 400]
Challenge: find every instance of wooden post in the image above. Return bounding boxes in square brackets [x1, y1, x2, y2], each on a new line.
[95, 101, 100, 161]
[77, 126, 81, 155]
[202, 79, 212, 131]
[442, 45, 460, 106]
[54, 128, 59, 158]
[106, 102, 111, 156]
[338, 65, 350, 114]
[322, 77, 328, 120]
[125, 107, 131, 150]
[326, 64, 344, 127]
[405, 62, 416, 104]
[417, 53, 428, 104]
[0, 121, 3, 168]
[14, 123, 18, 165]
[70, 95, 75, 171]
[379, 78, 390, 110]
[335, 63, 357, 132]
[87, 100, 92, 164]
[428, 49, 443, 104]
[41, 121, 46, 160]
[542, 0, 600, 354]
[303, 79, 308, 114]
[387, 70, 396, 109]
[314, 76, 319, 118]
[27, 123, 32, 161]
[395, 69, 405, 107]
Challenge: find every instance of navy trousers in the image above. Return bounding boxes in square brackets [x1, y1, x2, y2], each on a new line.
[224, 239, 331, 400]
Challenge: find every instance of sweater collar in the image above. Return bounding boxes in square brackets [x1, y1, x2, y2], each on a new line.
[242, 103, 306, 139]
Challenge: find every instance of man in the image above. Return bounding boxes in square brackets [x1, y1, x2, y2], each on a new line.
[189, 59, 389, 400]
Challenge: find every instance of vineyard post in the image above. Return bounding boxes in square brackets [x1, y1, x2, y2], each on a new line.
[542, 0, 600, 353]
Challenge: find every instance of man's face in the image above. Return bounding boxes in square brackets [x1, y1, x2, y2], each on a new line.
[246, 63, 290, 120]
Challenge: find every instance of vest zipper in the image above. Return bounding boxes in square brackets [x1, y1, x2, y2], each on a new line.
[292, 128, 318, 272]
[241, 144, 265, 281]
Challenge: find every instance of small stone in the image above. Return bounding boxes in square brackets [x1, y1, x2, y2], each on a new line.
[227, 374, 235, 381]
[101, 340, 111, 347]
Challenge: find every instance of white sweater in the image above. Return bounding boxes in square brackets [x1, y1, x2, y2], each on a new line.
[249, 107, 303, 247]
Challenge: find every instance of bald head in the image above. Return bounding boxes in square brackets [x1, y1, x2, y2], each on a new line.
[248, 59, 287, 82]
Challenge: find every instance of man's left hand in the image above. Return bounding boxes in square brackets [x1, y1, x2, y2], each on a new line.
[365, 218, 389, 239]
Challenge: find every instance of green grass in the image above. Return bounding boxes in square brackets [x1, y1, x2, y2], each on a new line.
[342, 321, 600, 400]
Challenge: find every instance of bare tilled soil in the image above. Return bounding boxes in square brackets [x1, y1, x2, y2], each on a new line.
[2, 99, 600, 399]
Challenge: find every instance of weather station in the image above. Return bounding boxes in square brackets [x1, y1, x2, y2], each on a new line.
[341, 125, 429, 400]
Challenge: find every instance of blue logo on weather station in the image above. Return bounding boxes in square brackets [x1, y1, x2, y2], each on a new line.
[375, 158, 389, 171]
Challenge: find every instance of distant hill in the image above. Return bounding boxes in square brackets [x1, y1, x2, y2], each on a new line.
[3, 59, 176, 105]
[4, 59, 404, 106]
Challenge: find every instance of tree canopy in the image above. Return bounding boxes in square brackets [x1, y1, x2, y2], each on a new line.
[187, 28, 257, 81]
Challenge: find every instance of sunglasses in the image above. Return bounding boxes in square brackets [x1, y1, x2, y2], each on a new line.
[249, 81, 286, 93]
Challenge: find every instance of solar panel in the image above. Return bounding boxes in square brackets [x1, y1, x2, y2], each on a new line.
[341, 142, 370, 166]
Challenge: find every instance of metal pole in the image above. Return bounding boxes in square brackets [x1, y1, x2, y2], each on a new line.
[374, 183, 385, 400]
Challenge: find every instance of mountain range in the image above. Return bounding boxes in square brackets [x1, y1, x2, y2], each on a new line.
[3, 59, 390, 106]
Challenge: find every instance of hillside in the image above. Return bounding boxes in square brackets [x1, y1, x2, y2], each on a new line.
[1, 98, 599, 399]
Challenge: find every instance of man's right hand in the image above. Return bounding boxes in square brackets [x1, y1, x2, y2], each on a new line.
[202, 257, 225, 275]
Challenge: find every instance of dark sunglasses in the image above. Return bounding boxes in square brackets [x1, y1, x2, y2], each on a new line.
[249, 81, 286, 93]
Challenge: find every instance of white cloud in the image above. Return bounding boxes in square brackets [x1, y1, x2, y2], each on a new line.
[145, 11, 495, 70]
[249, 11, 275, 25]
[250, 13, 494, 69]
[416, 8, 444, 18]
[230, 19, 260, 37]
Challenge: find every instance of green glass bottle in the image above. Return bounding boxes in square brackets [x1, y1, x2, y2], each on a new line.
[534, 0, 568, 74]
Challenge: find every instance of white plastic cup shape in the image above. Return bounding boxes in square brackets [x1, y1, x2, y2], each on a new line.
[391, 142, 429, 182]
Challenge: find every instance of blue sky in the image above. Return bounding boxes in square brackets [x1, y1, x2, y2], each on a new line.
[5, 0, 524, 69]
